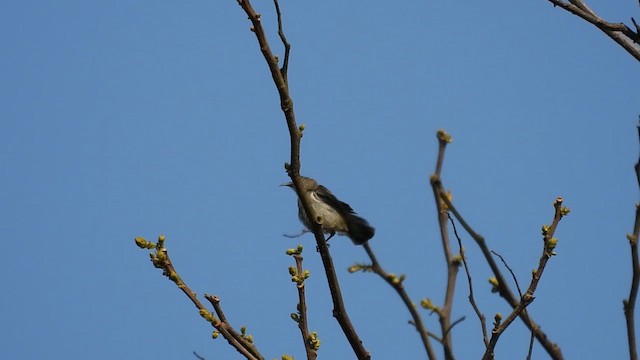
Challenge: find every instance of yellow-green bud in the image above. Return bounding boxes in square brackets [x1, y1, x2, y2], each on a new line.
[541, 225, 550, 236]
[437, 129, 452, 143]
[421, 298, 435, 310]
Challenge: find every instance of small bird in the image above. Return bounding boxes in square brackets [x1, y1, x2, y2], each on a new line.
[282, 176, 375, 245]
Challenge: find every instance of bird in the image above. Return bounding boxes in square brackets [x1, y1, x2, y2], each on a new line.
[282, 176, 375, 245]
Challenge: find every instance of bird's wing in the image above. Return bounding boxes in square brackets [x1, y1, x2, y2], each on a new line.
[315, 185, 356, 215]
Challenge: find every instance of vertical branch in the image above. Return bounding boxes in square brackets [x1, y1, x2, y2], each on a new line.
[429, 129, 458, 360]
[287, 246, 318, 360]
[623, 122, 640, 360]
[235, 2, 369, 359]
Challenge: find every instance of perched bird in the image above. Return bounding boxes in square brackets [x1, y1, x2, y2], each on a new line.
[282, 176, 375, 245]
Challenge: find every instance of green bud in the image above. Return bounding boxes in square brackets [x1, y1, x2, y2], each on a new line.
[437, 129, 452, 143]
[420, 298, 435, 310]
[541, 225, 550, 236]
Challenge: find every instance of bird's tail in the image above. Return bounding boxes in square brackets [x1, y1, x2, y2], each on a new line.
[346, 214, 375, 245]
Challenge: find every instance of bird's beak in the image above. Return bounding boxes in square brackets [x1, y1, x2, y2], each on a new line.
[280, 181, 293, 188]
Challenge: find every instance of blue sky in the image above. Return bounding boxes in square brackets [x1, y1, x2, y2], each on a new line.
[1, 1, 638, 359]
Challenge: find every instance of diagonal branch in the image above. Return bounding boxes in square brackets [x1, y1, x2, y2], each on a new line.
[623, 121, 640, 360]
[350, 243, 437, 360]
[546, 0, 640, 61]
[235, 2, 369, 358]
[481, 197, 568, 360]
[135, 235, 263, 360]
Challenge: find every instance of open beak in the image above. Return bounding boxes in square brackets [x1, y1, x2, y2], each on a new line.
[280, 181, 293, 188]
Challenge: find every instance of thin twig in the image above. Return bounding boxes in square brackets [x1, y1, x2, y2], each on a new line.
[442, 316, 467, 340]
[235, 2, 369, 358]
[623, 121, 640, 360]
[273, 0, 290, 85]
[359, 243, 437, 360]
[491, 250, 523, 298]
[448, 213, 488, 347]
[526, 331, 535, 360]
[490, 249, 535, 359]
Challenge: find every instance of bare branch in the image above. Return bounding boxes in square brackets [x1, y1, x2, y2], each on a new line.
[427, 130, 458, 360]
[623, 121, 640, 360]
[287, 247, 318, 360]
[490, 250, 523, 298]
[235, 2, 369, 358]
[430, 129, 563, 359]
[352, 243, 437, 360]
[448, 213, 488, 347]
[546, 0, 640, 61]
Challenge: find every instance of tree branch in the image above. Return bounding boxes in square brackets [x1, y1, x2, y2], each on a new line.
[448, 213, 489, 347]
[547, 0, 640, 61]
[623, 121, 640, 360]
[287, 246, 318, 360]
[431, 130, 564, 360]
[429, 129, 458, 360]
[349, 243, 437, 360]
[235, 2, 369, 358]
[134, 236, 263, 360]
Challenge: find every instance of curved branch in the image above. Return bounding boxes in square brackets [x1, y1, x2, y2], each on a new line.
[448, 214, 489, 347]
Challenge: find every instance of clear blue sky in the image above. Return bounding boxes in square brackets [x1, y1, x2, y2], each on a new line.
[1, 1, 638, 359]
